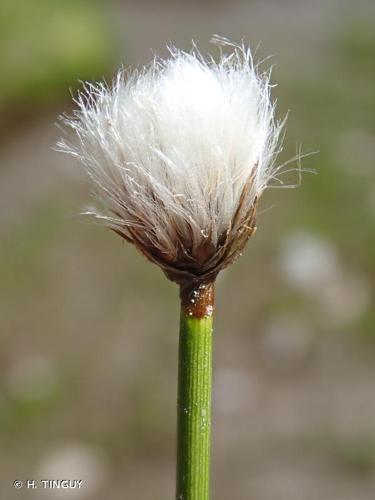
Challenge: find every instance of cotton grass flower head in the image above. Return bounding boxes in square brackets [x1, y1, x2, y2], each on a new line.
[58, 37, 290, 500]
[57, 37, 284, 287]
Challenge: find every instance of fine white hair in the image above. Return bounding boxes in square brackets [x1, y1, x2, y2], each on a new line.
[58, 37, 285, 284]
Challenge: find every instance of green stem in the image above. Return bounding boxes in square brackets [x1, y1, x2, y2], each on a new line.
[176, 281, 214, 500]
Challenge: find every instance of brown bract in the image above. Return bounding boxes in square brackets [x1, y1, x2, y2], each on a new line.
[111, 173, 258, 289]
[112, 198, 257, 287]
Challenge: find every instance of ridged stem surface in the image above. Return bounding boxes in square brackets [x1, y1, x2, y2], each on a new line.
[176, 281, 214, 500]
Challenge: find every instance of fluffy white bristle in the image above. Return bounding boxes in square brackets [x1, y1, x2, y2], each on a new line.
[58, 39, 285, 282]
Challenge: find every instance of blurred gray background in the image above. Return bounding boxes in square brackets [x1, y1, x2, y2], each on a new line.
[1, 0, 375, 499]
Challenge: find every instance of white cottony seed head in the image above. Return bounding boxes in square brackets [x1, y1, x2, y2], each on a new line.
[58, 37, 285, 284]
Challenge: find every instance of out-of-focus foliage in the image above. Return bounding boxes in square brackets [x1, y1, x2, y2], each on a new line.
[278, 18, 375, 274]
[0, 0, 116, 112]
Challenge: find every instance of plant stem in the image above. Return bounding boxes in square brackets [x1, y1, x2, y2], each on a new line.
[176, 281, 214, 500]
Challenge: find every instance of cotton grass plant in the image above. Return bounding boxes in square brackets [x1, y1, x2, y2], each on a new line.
[58, 36, 288, 500]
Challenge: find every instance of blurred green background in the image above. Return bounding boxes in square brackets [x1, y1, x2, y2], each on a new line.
[1, 1, 374, 499]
